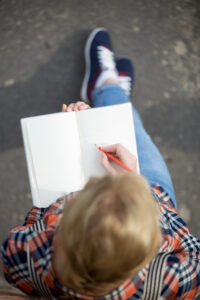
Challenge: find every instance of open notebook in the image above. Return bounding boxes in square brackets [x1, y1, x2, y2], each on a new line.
[21, 103, 139, 207]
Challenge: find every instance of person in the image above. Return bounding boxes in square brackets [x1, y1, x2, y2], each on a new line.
[1, 28, 200, 300]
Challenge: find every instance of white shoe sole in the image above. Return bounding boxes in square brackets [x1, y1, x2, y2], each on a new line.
[80, 27, 105, 102]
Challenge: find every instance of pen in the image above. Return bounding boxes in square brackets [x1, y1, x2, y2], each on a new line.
[95, 145, 133, 172]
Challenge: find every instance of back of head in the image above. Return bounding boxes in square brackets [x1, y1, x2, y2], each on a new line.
[58, 173, 161, 296]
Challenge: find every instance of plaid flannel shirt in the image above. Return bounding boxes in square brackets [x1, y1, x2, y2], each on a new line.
[1, 185, 200, 299]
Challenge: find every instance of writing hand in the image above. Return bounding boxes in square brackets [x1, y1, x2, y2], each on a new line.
[62, 101, 90, 112]
[100, 143, 137, 175]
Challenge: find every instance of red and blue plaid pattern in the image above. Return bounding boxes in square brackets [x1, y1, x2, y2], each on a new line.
[1, 186, 200, 299]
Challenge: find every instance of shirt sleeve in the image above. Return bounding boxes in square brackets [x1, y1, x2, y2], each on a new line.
[0, 195, 70, 296]
[23, 191, 79, 226]
[1, 226, 36, 294]
[162, 234, 200, 299]
[23, 206, 46, 226]
[23, 194, 76, 226]
[152, 184, 200, 299]
[1, 204, 48, 286]
[152, 184, 175, 210]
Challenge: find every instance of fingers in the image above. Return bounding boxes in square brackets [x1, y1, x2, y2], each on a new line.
[62, 102, 90, 112]
[101, 143, 125, 157]
[101, 152, 116, 175]
[75, 101, 90, 110]
[76, 102, 90, 111]
[100, 144, 118, 153]
[101, 143, 138, 173]
[62, 104, 68, 112]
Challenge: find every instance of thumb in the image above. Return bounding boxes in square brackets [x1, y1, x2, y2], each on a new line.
[101, 152, 116, 175]
[62, 104, 67, 112]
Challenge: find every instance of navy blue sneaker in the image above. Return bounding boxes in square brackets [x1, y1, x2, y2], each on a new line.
[81, 28, 117, 104]
[116, 58, 134, 98]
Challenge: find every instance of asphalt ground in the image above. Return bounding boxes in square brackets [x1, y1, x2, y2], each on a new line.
[0, 0, 199, 293]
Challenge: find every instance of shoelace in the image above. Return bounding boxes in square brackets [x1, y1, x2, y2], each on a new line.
[97, 46, 116, 70]
[118, 76, 132, 96]
[97, 45, 131, 96]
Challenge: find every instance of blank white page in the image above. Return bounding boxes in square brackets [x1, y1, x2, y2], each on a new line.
[21, 112, 85, 207]
[76, 103, 139, 181]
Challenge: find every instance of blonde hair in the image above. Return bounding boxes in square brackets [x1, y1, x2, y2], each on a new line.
[58, 173, 161, 296]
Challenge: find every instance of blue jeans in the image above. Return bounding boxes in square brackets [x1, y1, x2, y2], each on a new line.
[92, 83, 177, 209]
